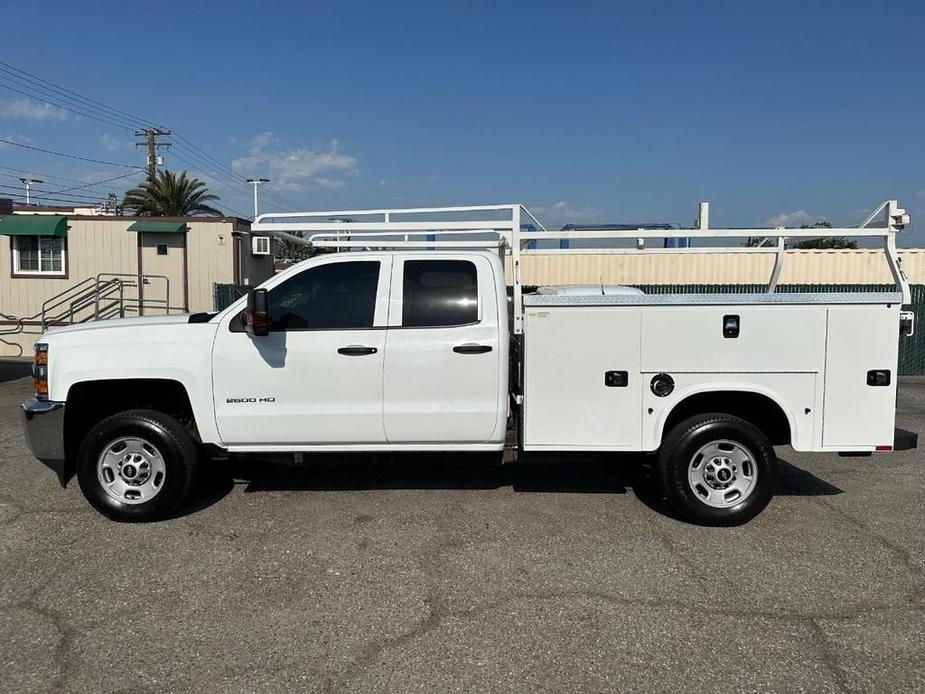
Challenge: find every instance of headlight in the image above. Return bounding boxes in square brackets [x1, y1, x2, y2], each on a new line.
[33, 343, 49, 401]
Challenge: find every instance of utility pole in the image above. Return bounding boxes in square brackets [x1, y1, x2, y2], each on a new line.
[19, 178, 42, 205]
[247, 178, 270, 218]
[134, 129, 171, 181]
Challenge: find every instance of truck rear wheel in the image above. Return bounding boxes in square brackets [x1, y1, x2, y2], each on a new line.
[76, 409, 198, 522]
[658, 413, 776, 525]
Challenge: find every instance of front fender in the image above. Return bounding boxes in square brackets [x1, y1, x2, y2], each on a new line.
[46, 323, 221, 445]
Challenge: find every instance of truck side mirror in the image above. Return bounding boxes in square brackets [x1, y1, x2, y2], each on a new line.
[244, 288, 270, 337]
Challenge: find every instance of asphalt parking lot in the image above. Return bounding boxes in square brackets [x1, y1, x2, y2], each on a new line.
[1, 368, 924, 693]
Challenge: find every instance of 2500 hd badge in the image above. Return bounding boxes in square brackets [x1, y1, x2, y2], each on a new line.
[226, 397, 276, 404]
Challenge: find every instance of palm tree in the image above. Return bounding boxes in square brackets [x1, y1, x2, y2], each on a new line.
[122, 170, 224, 216]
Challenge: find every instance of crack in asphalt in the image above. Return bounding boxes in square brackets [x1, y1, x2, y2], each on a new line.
[4, 585, 74, 693]
[778, 469, 925, 608]
[808, 618, 852, 694]
[0, 492, 93, 527]
[320, 485, 925, 693]
[324, 587, 924, 693]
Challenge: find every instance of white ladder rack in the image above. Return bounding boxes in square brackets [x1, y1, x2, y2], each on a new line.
[252, 200, 911, 334]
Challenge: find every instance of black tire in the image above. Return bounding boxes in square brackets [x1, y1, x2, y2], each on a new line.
[76, 409, 198, 522]
[658, 413, 776, 526]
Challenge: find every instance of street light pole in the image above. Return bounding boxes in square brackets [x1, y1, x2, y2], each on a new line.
[19, 178, 42, 205]
[246, 178, 270, 218]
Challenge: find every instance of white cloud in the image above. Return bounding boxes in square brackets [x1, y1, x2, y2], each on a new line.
[100, 133, 129, 151]
[764, 210, 826, 227]
[1, 98, 69, 122]
[232, 132, 358, 192]
[531, 200, 599, 224]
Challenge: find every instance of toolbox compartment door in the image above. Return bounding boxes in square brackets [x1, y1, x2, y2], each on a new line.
[822, 306, 899, 448]
[523, 307, 641, 449]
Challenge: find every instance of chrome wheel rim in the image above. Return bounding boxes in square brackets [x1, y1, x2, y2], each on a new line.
[687, 439, 757, 509]
[97, 437, 166, 505]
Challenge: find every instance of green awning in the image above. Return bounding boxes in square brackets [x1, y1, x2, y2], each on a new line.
[127, 221, 188, 233]
[0, 215, 68, 237]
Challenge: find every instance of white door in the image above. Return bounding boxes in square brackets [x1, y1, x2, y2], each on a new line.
[212, 256, 391, 446]
[822, 306, 899, 448]
[524, 307, 642, 449]
[383, 255, 501, 443]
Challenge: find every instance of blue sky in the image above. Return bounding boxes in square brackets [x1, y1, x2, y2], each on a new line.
[1, 0, 924, 242]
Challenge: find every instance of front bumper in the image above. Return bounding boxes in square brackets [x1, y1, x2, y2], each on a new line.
[21, 400, 68, 486]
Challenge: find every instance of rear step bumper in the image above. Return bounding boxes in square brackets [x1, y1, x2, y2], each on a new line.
[894, 427, 918, 451]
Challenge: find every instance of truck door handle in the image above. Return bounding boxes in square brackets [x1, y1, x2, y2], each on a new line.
[453, 344, 492, 354]
[337, 345, 378, 356]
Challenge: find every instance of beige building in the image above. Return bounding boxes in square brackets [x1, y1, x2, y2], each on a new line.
[511, 248, 925, 286]
[0, 203, 273, 356]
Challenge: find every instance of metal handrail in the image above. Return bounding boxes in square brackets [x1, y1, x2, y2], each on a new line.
[40, 273, 175, 329]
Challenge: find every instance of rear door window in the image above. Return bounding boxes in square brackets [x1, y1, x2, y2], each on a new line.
[402, 260, 478, 327]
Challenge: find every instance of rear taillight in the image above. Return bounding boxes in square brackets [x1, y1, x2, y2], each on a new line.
[33, 343, 48, 401]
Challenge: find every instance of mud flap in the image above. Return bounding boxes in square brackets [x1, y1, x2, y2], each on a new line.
[894, 428, 918, 451]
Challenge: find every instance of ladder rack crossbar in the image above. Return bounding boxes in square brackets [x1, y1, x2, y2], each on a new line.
[255, 203, 521, 220]
[250, 199, 913, 321]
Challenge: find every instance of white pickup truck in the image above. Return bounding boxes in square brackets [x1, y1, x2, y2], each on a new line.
[21, 201, 917, 525]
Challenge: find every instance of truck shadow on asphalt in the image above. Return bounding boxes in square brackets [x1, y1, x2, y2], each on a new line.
[0, 361, 30, 383]
[183, 454, 842, 522]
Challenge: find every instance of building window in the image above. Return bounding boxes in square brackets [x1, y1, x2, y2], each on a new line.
[12, 235, 66, 276]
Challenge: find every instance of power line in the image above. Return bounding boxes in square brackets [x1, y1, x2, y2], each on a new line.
[0, 80, 136, 130]
[0, 60, 302, 210]
[0, 167, 137, 201]
[170, 134, 300, 208]
[165, 149, 258, 218]
[167, 139, 298, 210]
[1, 191, 112, 207]
[0, 137, 145, 169]
[0, 61, 154, 130]
[0, 169, 140, 194]
[44, 170, 142, 195]
[0, 183, 119, 203]
[167, 147, 282, 208]
[0, 164, 107, 186]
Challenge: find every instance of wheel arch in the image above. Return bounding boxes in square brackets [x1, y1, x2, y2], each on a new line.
[656, 385, 796, 448]
[64, 378, 198, 464]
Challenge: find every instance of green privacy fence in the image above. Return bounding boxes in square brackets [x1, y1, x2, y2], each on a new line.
[213, 282, 925, 374]
[212, 283, 247, 312]
[899, 285, 925, 375]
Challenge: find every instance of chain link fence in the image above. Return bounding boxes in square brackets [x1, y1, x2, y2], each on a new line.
[212, 283, 247, 312]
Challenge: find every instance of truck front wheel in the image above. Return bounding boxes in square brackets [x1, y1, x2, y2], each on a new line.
[76, 409, 198, 522]
[658, 413, 776, 526]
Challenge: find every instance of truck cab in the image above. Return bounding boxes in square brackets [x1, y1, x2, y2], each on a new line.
[211, 251, 508, 450]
